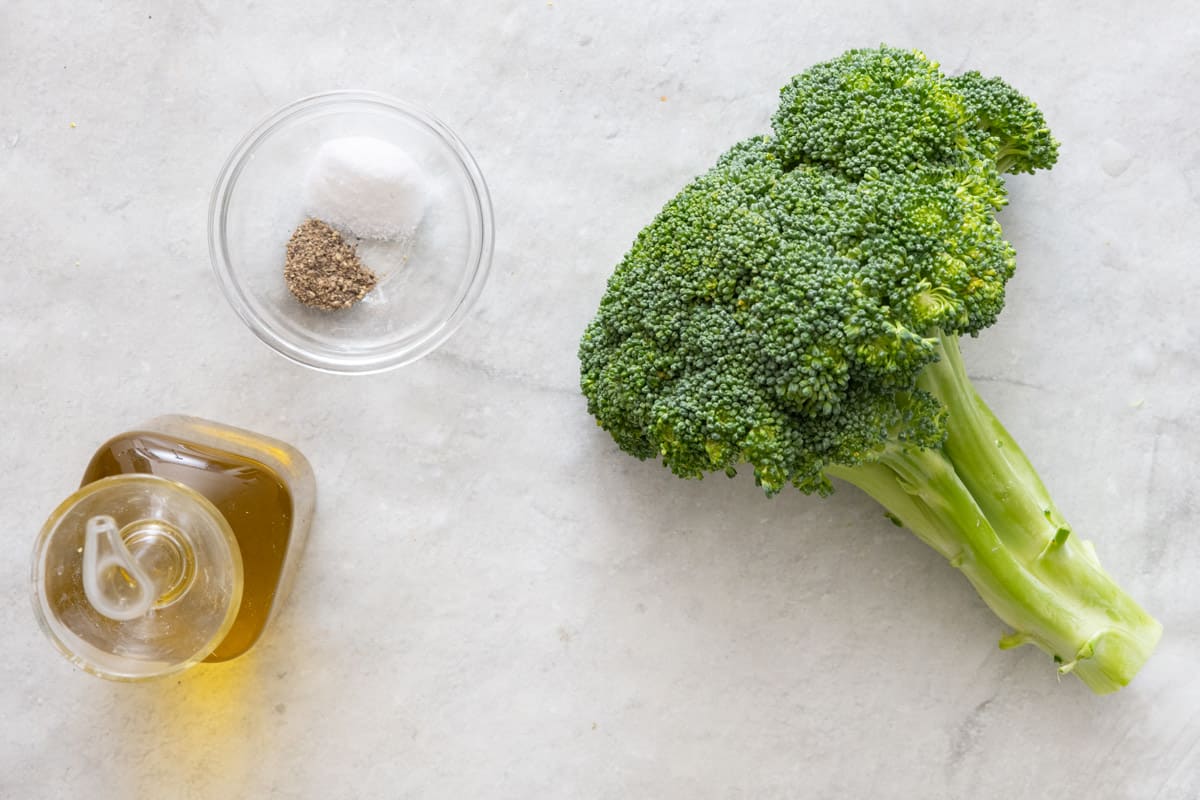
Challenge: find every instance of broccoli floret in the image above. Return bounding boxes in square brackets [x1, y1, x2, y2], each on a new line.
[579, 46, 1160, 693]
[949, 70, 1060, 174]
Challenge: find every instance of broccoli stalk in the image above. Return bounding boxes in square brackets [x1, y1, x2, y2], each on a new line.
[579, 46, 1162, 692]
[827, 334, 1160, 693]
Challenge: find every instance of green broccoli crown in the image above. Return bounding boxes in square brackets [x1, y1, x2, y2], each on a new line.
[580, 46, 1058, 494]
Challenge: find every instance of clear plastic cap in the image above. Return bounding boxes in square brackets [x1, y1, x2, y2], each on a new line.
[31, 475, 243, 681]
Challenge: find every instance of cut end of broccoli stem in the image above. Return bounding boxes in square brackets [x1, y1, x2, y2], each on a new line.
[1002, 614, 1163, 693]
[1048, 622, 1163, 694]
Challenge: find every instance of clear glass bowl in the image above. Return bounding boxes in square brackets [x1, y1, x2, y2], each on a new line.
[209, 91, 494, 374]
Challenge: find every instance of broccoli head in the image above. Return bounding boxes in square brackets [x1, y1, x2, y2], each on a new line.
[579, 46, 1160, 693]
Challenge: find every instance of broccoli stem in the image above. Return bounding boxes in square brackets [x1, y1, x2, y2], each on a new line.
[827, 335, 1162, 694]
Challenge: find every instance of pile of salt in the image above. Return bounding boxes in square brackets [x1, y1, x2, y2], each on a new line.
[303, 136, 428, 241]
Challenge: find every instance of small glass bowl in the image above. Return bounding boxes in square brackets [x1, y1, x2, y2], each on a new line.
[208, 91, 494, 374]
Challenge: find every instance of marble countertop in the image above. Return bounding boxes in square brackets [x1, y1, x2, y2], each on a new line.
[3, 2, 1198, 797]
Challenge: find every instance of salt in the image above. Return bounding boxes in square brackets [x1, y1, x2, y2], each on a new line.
[302, 136, 428, 240]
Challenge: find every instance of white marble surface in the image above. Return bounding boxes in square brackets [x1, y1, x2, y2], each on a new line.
[2, 2, 1199, 797]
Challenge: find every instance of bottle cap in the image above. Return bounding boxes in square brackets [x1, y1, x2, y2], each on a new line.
[31, 474, 242, 680]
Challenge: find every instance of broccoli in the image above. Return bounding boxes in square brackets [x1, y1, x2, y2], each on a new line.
[579, 46, 1161, 693]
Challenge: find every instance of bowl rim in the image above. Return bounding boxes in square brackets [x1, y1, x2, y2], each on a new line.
[208, 89, 495, 375]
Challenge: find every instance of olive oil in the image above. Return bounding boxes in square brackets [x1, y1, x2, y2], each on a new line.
[32, 416, 315, 679]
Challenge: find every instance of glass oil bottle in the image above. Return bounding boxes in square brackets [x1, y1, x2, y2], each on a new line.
[31, 415, 315, 680]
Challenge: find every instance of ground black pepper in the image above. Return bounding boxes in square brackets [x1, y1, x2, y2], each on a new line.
[284, 219, 378, 310]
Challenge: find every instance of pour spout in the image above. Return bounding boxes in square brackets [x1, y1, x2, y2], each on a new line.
[82, 515, 158, 621]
